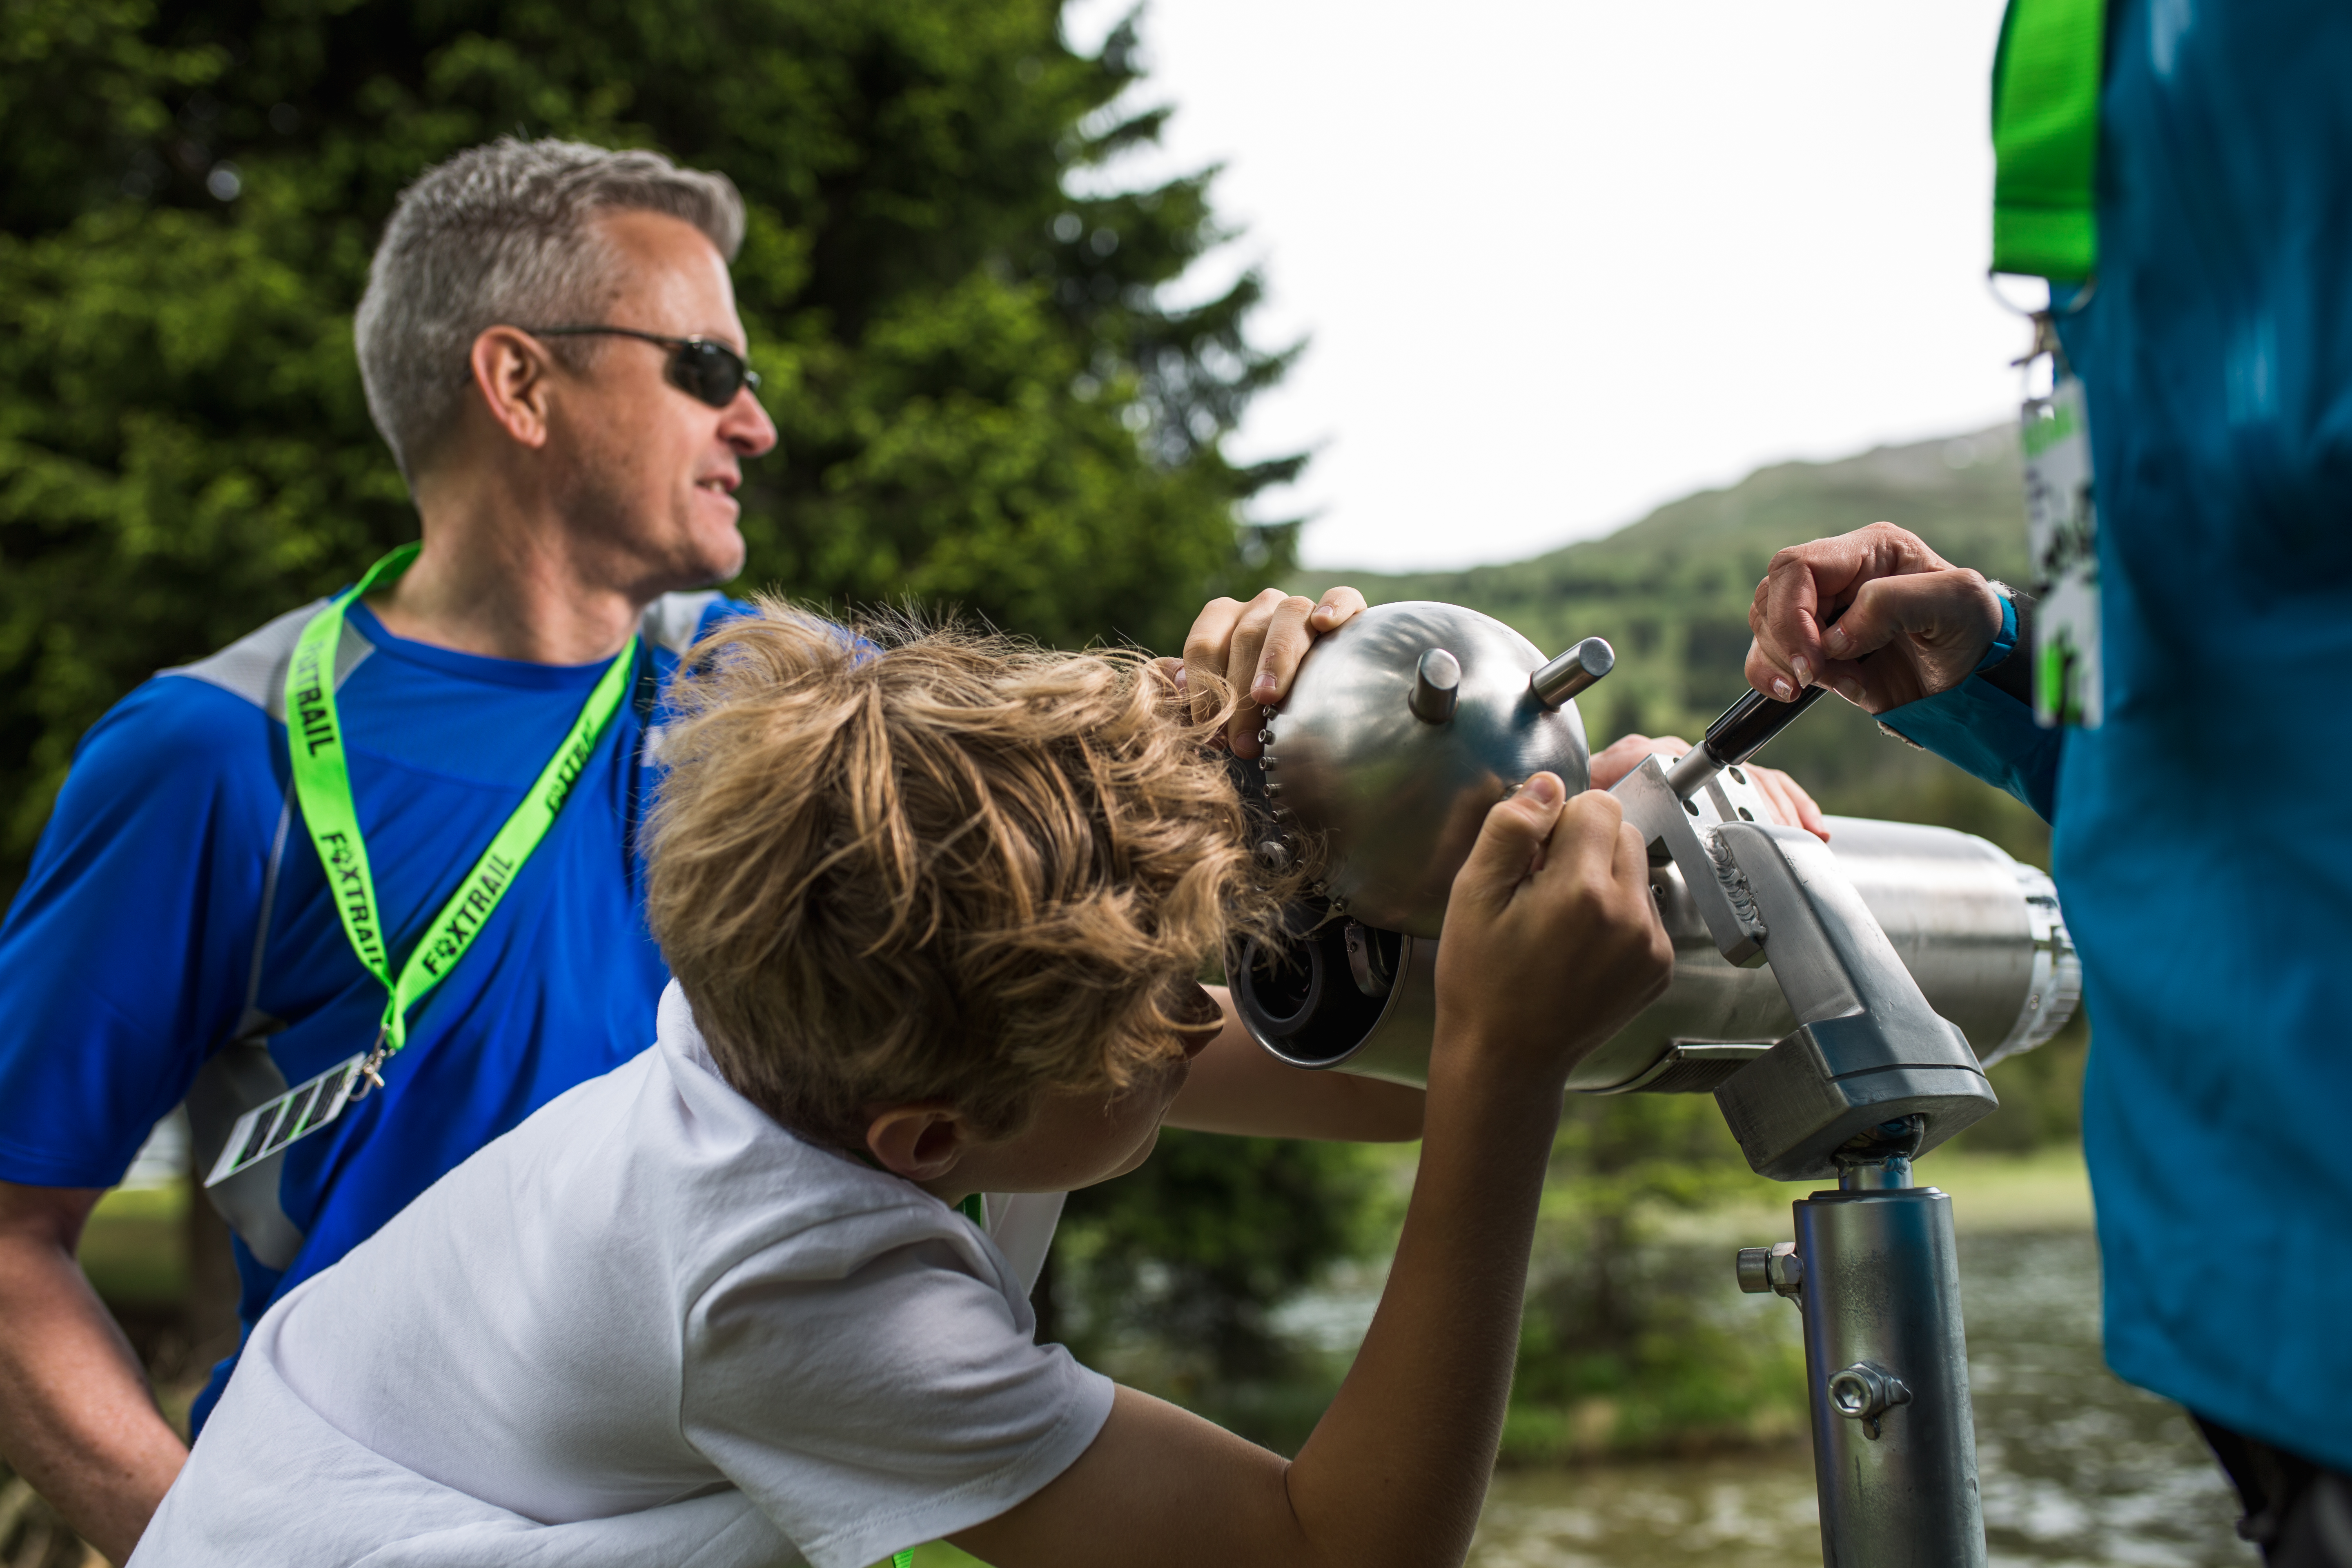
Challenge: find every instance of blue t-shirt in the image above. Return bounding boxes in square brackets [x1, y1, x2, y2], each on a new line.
[0, 589, 741, 1428]
[1882, 0, 2352, 1470]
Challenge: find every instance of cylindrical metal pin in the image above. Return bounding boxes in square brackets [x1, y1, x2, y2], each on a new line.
[1530, 636, 1614, 708]
[1408, 648, 1461, 724]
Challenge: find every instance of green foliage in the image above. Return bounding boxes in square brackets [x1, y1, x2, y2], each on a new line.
[0, 0, 1301, 893]
[1499, 1097, 1802, 1458]
[76, 1182, 187, 1307]
[1505, 1252, 1805, 1461]
[1045, 1129, 1385, 1441]
[1544, 1094, 1760, 1221]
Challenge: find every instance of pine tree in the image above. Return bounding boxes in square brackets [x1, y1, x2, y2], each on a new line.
[0, 0, 1303, 887]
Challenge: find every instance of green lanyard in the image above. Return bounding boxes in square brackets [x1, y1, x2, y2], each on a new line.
[287, 543, 640, 1092]
[1990, 0, 2107, 281]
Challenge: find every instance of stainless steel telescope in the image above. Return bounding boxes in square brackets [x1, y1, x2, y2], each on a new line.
[1228, 601, 2081, 1568]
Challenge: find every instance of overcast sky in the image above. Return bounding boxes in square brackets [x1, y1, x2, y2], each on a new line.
[1067, 0, 2032, 572]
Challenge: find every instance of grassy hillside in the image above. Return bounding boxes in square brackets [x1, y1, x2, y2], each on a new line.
[1286, 426, 2049, 863]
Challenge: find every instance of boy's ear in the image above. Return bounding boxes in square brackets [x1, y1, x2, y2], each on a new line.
[862, 1102, 976, 1182]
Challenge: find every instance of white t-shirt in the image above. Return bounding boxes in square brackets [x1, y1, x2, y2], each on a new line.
[131, 983, 1113, 1568]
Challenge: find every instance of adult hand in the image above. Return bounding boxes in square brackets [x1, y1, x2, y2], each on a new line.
[1432, 776, 1673, 1084]
[1180, 588, 1368, 757]
[1746, 521, 2004, 715]
[1587, 733, 1830, 842]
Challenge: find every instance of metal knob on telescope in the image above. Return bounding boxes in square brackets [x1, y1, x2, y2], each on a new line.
[1408, 648, 1461, 724]
[1665, 684, 1829, 798]
[1530, 637, 1614, 708]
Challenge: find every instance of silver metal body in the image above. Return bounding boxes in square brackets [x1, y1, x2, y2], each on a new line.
[1252, 601, 1589, 937]
[1664, 741, 1726, 799]
[1237, 806, 2078, 1098]
[1619, 753, 2004, 1178]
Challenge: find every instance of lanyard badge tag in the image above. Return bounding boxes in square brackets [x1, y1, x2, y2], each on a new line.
[2020, 354, 2103, 728]
[204, 1054, 364, 1187]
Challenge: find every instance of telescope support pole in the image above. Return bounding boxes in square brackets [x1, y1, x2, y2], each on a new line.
[1744, 1143, 1987, 1568]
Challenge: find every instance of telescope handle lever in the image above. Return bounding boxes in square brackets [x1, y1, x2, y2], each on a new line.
[1666, 684, 1829, 798]
[1706, 683, 1831, 766]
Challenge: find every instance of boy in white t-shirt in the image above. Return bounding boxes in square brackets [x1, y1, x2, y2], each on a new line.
[131, 606, 1673, 1568]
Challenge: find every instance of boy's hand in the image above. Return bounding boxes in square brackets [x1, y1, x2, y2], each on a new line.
[1432, 774, 1672, 1085]
[1179, 586, 1367, 757]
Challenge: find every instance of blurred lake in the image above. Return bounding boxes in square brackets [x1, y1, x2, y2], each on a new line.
[1466, 1228, 2254, 1568]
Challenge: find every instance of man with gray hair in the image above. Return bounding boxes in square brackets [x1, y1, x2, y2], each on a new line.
[0, 137, 778, 1561]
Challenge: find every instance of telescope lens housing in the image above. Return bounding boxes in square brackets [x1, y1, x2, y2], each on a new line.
[1232, 811, 2080, 1096]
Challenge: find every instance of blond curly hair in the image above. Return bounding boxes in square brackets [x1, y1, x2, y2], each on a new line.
[645, 604, 1288, 1144]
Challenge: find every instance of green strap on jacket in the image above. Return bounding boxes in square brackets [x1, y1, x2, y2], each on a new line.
[1991, 0, 2107, 281]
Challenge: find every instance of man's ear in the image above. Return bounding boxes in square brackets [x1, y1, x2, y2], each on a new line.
[466, 326, 559, 451]
[862, 1102, 977, 1183]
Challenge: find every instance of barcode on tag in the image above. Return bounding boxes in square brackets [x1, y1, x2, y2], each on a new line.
[204, 1054, 364, 1188]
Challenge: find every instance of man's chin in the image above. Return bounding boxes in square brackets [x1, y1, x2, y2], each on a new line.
[663, 523, 747, 592]
[697, 542, 748, 590]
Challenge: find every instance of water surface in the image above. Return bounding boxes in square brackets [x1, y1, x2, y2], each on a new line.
[1469, 1229, 2254, 1568]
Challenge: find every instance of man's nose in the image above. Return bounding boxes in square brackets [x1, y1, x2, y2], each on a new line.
[724, 388, 779, 457]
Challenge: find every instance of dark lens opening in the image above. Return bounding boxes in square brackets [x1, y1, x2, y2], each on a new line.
[1229, 913, 1400, 1066]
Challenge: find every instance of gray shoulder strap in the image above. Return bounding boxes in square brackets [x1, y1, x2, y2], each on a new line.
[187, 795, 306, 1272]
[163, 599, 374, 719]
[167, 600, 374, 1272]
[640, 590, 725, 658]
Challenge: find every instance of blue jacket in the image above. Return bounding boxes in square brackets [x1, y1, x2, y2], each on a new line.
[1884, 0, 2352, 1467]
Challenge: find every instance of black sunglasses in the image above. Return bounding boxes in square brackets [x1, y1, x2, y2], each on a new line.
[522, 325, 761, 408]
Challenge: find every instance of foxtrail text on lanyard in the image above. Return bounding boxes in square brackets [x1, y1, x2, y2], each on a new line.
[205, 544, 640, 1187]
